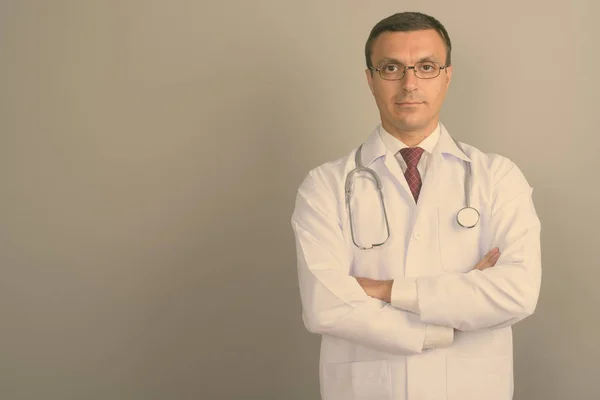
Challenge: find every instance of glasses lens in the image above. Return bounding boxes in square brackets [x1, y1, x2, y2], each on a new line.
[378, 63, 404, 80]
[414, 62, 441, 78]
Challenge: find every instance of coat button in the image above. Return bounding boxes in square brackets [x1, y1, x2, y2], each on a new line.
[413, 231, 422, 240]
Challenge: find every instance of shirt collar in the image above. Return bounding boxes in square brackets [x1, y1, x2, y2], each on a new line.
[378, 123, 441, 156]
[359, 122, 471, 167]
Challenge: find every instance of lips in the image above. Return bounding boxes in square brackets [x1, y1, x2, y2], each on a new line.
[396, 101, 423, 106]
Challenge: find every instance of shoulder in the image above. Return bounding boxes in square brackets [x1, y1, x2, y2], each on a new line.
[458, 141, 534, 210]
[292, 149, 356, 223]
[296, 150, 354, 197]
[459, 141, 531, 187]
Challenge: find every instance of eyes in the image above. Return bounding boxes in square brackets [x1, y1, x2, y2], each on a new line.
[377, 61, 443, 80]
[382, 62, 438, 73]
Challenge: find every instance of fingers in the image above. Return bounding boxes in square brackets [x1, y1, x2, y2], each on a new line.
[475, 247, 501, 270]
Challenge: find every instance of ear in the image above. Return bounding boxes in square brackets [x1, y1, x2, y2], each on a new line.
[445, 65, 453, 88]
[365, 68, 375, 95]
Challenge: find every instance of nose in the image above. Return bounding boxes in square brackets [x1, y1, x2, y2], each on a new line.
[400, 68, 419, 92]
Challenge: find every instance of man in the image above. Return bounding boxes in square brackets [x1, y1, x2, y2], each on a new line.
[290, 11, 542, 400]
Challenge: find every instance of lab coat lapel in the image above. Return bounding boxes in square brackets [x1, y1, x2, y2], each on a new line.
[416, 148, 445, 208]
[417, 124, 471, 208]
[387, 155, 419, 206]
[360, 127, 415, 204]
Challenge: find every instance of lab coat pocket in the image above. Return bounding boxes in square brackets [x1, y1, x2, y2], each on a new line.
[446, 356, 511, 400]
[438, 205, 482, 273]
[322, 360, 392, 400]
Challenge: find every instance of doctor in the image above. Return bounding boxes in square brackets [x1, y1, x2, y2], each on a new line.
[290, 11, 542, 400]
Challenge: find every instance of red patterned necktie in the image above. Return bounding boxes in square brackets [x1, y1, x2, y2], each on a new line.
[399, 147, 425, 203]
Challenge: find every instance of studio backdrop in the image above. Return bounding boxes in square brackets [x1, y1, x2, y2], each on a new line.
[0, 1, 598, 399]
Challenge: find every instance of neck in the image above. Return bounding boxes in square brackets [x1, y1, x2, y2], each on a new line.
[381, 119, 439, 147]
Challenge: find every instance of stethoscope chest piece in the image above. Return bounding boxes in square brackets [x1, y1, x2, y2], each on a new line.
[456, 206, 480, 228]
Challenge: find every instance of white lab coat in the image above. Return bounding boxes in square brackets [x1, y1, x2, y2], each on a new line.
[290, 124, 542, 400]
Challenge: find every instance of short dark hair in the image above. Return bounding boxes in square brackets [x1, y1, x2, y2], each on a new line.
[365, 12, 452, 71]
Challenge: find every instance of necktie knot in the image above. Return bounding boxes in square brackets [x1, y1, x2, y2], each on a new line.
[399, 147, 425, 168]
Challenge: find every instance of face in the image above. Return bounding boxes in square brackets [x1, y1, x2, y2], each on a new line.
[365, 29, 452, 139]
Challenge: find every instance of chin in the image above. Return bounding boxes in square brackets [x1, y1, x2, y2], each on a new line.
[392, 117, 427, 131]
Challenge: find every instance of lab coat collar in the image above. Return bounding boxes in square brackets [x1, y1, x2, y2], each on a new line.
[379, 124, 441, 156]
[359, 122, 471, 167]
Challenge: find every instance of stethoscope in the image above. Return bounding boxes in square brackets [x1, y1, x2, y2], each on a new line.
[344, 136, 480, 250]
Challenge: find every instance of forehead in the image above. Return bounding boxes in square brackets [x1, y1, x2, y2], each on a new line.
[371, 29, 447, 63]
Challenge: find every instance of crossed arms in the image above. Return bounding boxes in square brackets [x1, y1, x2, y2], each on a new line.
[291, 160, 541, 355]
[354, 248, 500, 304]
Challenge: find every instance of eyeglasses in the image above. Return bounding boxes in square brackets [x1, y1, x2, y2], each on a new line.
[370, 61, 448, 80]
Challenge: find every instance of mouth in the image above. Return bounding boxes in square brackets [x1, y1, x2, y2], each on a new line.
[395, 101, 423, 106]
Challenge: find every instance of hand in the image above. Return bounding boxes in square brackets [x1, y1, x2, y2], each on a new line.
[474, 247, 501, 271]
[354, 277, 393, 303]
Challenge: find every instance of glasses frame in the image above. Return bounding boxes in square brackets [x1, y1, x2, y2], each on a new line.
[370, 61, 449, 81]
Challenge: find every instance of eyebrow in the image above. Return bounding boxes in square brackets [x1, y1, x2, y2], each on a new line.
[376, 56, 441, 65]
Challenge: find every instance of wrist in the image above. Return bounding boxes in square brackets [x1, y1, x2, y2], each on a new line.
[380, 280, 393, 303]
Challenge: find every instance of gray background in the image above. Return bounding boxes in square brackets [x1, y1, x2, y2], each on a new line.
[0, 1, 598, 399]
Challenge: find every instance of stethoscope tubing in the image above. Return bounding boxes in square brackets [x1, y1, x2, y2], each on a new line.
[345, 134, 479, 249]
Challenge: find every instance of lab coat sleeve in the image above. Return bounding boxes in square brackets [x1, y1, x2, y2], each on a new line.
[415, 158, 542, 332]
[391, 279, 454, 348]
[291, 169, 434, 355]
